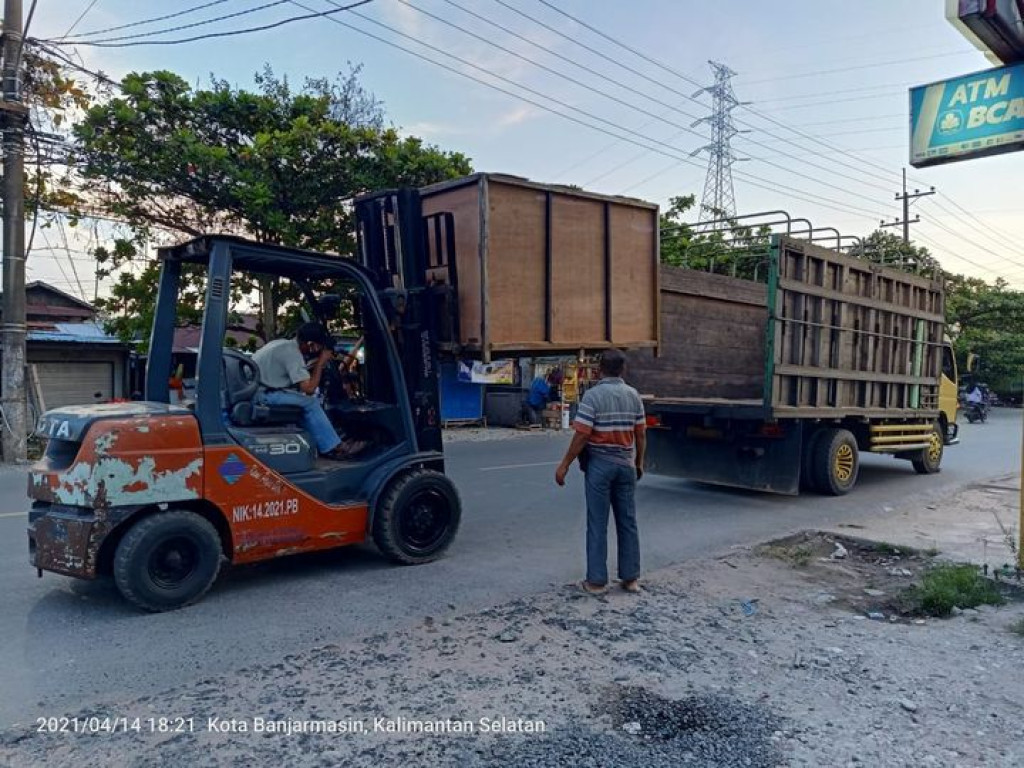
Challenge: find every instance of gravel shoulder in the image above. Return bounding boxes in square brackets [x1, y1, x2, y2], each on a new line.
[3, 480, 1023, 767]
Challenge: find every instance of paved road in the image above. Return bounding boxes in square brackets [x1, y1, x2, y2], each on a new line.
[0, 410, 1019, 727]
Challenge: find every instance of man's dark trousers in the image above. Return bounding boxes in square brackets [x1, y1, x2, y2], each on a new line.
[584, 455, 640, 585]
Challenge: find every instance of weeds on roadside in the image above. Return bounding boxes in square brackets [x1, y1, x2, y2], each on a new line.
[992, 511, 1019, 563]
[1009, 617, 1024, 637]
[900, 563, 1004, 618]
[760, 543, 814, 567]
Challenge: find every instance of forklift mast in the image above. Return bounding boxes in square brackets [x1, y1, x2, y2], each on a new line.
[354, 188, 458, 455]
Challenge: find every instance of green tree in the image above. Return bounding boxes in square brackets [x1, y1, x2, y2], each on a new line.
[944, 273, 1024, 396]
[71, 65, 471, 343]
[659, 195, 771, 278]
[851, 230, 942, 275]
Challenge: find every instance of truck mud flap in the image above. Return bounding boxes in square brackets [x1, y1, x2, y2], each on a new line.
[645, 422, 803, 495]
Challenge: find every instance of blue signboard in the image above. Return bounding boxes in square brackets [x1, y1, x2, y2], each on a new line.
[910, 60, 1024, 167]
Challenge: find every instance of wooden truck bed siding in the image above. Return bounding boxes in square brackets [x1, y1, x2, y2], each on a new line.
[420, 173, 660, 358]
[629, 237, 944, 419]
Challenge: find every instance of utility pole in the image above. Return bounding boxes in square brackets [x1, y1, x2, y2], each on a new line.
[880, 167, 935, 243]
[2, 0, 28, 462]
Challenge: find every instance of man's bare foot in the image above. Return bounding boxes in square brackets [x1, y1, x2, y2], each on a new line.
[621, 579, 642, 593]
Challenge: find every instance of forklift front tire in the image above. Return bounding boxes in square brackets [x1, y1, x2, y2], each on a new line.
[373, 470, 462, 565]
[113, 510, 223, 612]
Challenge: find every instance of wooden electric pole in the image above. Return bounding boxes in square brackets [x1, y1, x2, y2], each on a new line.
[880, 167, 935, 244]
[2, 0, 28, 461]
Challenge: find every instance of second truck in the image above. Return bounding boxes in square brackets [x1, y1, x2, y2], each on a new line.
[628, 232, 959, 496]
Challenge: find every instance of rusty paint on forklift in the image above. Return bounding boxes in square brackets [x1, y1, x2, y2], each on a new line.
[28, 414, 204, 579]
[29, 415, 204, 509]
[202, 445, 369, 564]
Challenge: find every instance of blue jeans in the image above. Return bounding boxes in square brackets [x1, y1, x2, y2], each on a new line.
[261, 389, 341, 454]
[584, 457, 640, 585]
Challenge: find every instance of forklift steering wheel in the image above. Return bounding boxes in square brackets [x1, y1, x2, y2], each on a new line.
[235, 356, 260, 401]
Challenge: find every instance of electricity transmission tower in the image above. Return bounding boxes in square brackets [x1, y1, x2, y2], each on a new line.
[690, 61, 746, 230]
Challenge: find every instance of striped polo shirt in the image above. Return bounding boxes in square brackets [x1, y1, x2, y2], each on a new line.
[573, 377, 646, 467]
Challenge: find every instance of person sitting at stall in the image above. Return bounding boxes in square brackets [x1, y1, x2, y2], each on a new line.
[522, 368, 563, 426]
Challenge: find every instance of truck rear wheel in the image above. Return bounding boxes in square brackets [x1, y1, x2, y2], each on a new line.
[373, 470, 461, 565]
[800, 429, 822, 491]
[810, 428, 859, 496]
[911, 423, 943, 475]
[113, 510, 223, 612]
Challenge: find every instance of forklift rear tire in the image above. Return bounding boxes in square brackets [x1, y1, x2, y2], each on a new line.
[113, 510, 223, 612]
[810, 428, 859, 496]
[910, 422, 944, 475]
[373, 470, 462, 565]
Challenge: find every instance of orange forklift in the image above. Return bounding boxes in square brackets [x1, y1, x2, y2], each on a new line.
[28, 189, 464, 611]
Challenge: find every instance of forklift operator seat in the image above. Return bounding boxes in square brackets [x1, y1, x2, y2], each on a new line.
[221, 349, 304, 427]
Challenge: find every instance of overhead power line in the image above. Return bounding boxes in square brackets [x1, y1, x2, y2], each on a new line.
[523, 0, 933, 191]
[737, 50, 980, 86]
[416, 0, 899, 206]
[63, 0, 291, 44]
[932, 194, 1024, 257]
[493, 1, 908, 197]
[295, 0, 888, 220]
[44, 0, 375, 47]
[515, 1, 1024, 274]
[68, 0, 233, 39]
[61, 0, 102, 40]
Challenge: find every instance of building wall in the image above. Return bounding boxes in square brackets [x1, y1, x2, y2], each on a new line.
[26, 344, 127, 410]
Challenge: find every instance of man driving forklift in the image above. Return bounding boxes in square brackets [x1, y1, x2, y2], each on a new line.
[253, 322, 368, 459]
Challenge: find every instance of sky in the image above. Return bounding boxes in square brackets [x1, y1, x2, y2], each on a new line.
[20, 0, 1024, 297]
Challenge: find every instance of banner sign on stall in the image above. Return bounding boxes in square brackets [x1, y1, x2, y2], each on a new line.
[910, 60, 1024, 167]
[458, 360, 516, 385]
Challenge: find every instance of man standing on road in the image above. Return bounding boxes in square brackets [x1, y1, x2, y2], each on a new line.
[253, 323, 365, 459]
[555, 349, 646, 594]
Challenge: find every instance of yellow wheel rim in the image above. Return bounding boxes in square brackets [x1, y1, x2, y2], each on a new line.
[927, 431, 942, 462]
[834, 443, 855, 482]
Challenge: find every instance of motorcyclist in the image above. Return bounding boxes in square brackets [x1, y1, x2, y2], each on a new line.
[965, 385, 987, 422]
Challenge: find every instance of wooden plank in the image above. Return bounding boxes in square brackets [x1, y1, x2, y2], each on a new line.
[482, 182, 547, 347]
[489, 340, 658, 351]
[421, 172, 659, 210]
[647, 396, 762, 407]
[610, 204, 659, 344]
[660, 266, 767, 306]
[778, 235, 942, 292]
[775, 363, 939, 386]
[549, 194, 605, 343]
[772, 406, 940, 419]
[777, 278, 943, 322]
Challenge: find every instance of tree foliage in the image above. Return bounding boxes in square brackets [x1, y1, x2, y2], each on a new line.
[659, 195, 771, 279]
[850, 230, 942, 275]
[944, 273, 1024, 395]
[70, 65, 472, 343]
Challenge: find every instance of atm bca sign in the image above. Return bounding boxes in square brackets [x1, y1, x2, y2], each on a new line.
[910, 60, 1024, 168]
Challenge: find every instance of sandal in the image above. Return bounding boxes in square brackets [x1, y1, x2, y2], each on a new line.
[577, 580, 607, 595]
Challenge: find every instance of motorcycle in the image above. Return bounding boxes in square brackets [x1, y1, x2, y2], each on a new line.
[965, 401, 988, 423]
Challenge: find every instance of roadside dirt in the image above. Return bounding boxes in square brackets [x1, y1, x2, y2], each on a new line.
[3, 483, 1024, 767]
[757, 531, 1023, 623]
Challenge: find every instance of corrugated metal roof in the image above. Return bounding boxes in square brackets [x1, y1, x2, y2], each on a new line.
[26, 322, 124, 345]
